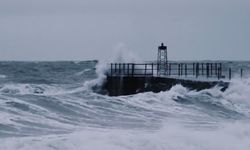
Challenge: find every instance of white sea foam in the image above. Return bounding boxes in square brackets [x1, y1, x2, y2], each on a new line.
[189, 78, 250, 115]
[0, 83, 86, 96]
[75, 69, 92, 76]
[1, 121, 250, 150]
[0, 81, 250, 150]
[221, 78, 250, 115]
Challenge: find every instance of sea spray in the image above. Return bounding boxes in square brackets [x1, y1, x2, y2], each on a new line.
[112, 43, 142, 63]
[83, 61, 108, 91]
[84, 43, 143, 91]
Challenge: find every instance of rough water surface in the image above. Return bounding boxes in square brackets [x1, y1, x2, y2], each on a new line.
[0, 61, 250, 150]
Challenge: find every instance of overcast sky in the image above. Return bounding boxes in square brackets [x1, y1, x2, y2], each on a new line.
[0, 0, 249, 61]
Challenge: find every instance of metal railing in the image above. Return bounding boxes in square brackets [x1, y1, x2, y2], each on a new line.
[108, 62, 244, 80]
[110, 63, 155, 77]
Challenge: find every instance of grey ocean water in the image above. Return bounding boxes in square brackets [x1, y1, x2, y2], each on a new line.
[0, 61, 250, 150]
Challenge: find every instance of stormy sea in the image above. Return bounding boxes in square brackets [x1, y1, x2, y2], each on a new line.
[0, 60, 250, 150]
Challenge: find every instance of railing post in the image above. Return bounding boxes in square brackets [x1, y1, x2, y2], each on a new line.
[111, 63, 113, 76]
[241, 68, 243, 79]
[132, 63, 135, 77]
[215, 63, 218, 76]
[179, 64, 182, 76]
[145, 64, 147, 76]
[114, 63, 117, 75]
[127, 64, 130, 76]
[220, 63, 222, 73]
[169, 63, 171, 76]
[206, 63, 209, 78]
[217, 67, 220, 80]
[180, 64, 183, 76]
[210, 63, 213, 76]
[120, 63, 122, 75]
[178, 64, 180, 76]
[185, 64, 187, 77]
[166, 63, 168, 75]
[123, 63, 125, 75]
[157, 63, 159, 76]
[229, 68, 231, 80]
[202, 63, 204, 76]
[193, 63, 195, 76]
[220, 66, 222, 79]
[152, 63, 154, 76]
[196, 63, 199, 78]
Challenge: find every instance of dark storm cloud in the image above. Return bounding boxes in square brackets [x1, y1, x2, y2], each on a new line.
[0, 0, 249, 60]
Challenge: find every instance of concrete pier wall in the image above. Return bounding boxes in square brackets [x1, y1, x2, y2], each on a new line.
[104, 76, 229, 96]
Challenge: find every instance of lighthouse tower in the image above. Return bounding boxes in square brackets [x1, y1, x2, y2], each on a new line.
[157, 43, 168, 76]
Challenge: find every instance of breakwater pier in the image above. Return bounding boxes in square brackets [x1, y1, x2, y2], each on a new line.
[103, 43, 243, 96]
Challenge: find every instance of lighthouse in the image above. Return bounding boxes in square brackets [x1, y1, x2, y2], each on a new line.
[157, 43, 168, 76]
